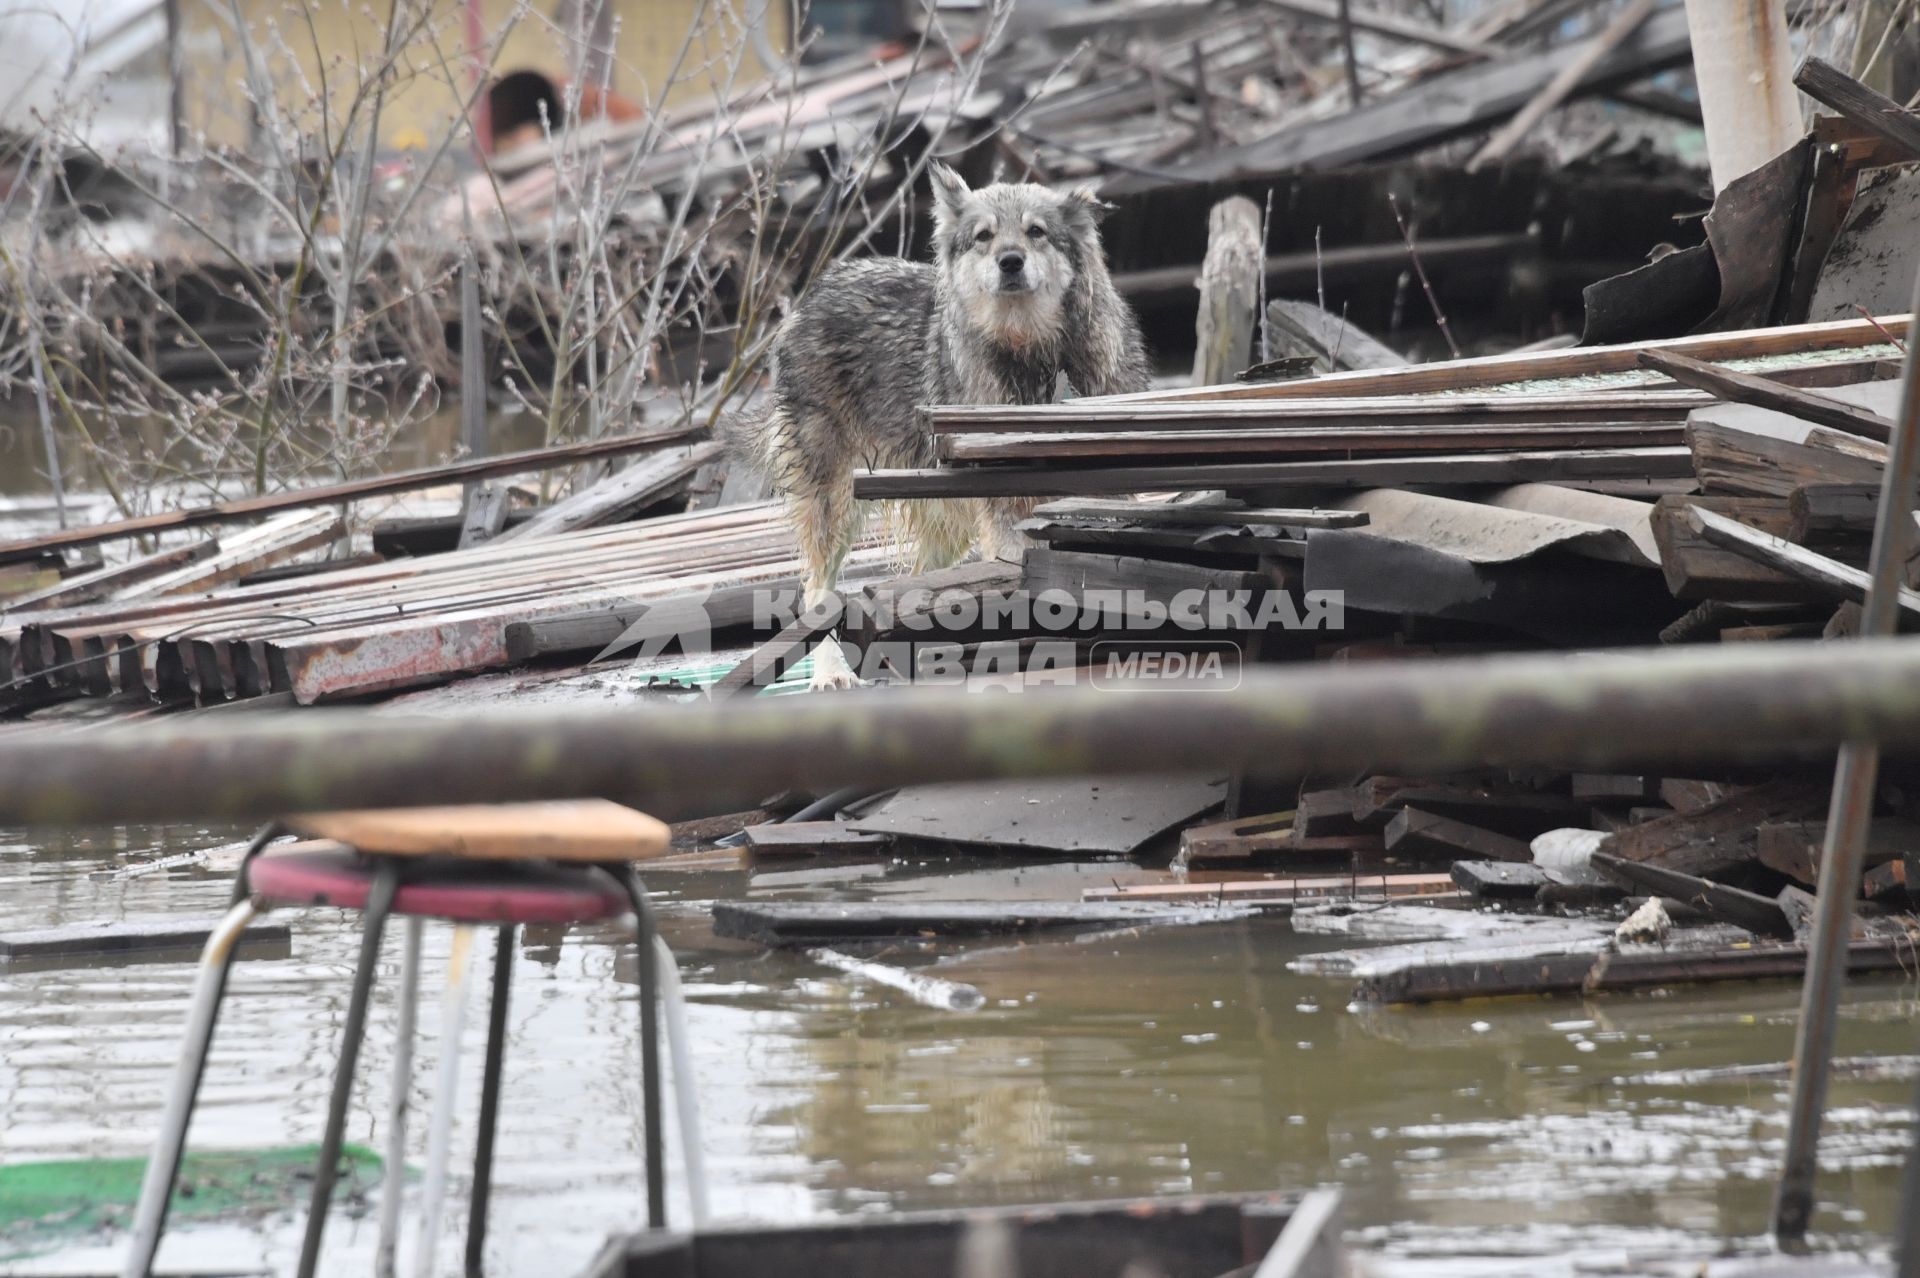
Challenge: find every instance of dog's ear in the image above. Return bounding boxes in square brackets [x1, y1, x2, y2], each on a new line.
[1060, 186, 1115, 232]
[928, 161, 972, 235]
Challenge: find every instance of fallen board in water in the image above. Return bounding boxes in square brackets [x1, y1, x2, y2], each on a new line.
[1083, 873, 1456, 903]
[1357, 935, 1919, 1003]
[711, 900, 1264, 946]
[0, 915, 291, 962]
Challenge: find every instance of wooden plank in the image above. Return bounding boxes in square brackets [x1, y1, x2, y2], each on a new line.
[1263, 299, 1406, 374]
[711, 900, 1267, 946]
[1794, 55, 1920, 161]
[1358, 935, 1917, 1003]
[0, 542, 215, 613]
[852, 448, 1696, 500]
[1449, 859, 1553, 898]
[1293, 788, 1369, 838]
[1687, 505, 1920, 615]
[1113, 315, 1909, 407]
[1082, 872, 1456, 903]
[1467, 0, 1660, 170]
[1351, 779, 1590, 834]
[1031, 499, 1368, 529]
[1789, 483, 1880, 540]
[0, 424, 698, 562]
[495, 441, 724, 543]
[1384, 808, 1533, 862]
[1686, 420, 1887, 498]
[1601, 779, 1828, 877]
[132, 511, 345, 597]
[1640, 349, 1897, 442]
[1591, 851, 1793, 938]
[1571, 773, 1661, 801]
[0, 914, 290, 962]
[1649, 494, 1809, 601]
[940, 423, 1681, 464]
[1105, 4, 1693, 188]
[1754, 817, 1914, 884]
[1660, 778, 1730, 814]
[932, 391, 1700, 433]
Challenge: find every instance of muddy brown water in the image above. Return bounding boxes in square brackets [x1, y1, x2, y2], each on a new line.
[0, 826, 1913, 1277]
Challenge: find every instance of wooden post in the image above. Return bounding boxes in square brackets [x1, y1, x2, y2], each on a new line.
[1683, 0, 1802, 191]
[1192, 196, 1264, 387]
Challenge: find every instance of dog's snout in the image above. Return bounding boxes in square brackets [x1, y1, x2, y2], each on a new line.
[997, 252, 1025, 276]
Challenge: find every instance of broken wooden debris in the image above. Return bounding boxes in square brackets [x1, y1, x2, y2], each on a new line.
[1356, 930, 1919, 1004]
[1590, 851, 1793, 939]
[1641, 350, 1897, 443]
[1687, 505, 1920, 615]
[1793, 56, 1920, 163]
[1600, 779, 1827, 878]
[712, 900, 1265, 947]
[1082, 873, 1455, 904]
[0, 915, 291, 964]
[0, 425, 699, 562]
[1384, 808, 1532, 863]
[495, 441, 724, 544]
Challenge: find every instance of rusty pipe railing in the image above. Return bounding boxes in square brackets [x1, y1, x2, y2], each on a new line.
[4, 638, 1920, 828]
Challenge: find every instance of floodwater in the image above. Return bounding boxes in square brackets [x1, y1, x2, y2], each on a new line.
[0, 825, 1914, 1277]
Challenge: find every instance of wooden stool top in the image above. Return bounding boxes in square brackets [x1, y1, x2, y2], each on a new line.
[284, 800, 672, 863]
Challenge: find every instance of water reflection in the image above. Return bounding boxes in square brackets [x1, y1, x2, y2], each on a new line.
[0, 825, 1910, 1276]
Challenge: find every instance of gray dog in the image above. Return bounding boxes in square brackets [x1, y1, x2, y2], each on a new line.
[732, 163, 1151, 688]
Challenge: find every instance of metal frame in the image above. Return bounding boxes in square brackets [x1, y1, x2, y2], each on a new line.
[122, 849, 685, 1278]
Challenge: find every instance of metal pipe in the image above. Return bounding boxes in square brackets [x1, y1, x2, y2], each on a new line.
[121, 900, 261, 1278]
[377, 918, 425, 1278]
[9, 641, 1920, 830]
[414, 925, 478, 1278]
[466, 926, 514, 1278]
[298, 864, 399, 1278]
[1776, 262, 1920, 1247]
[622, 874, 667, 1231]
[653, 936, 710, 1228]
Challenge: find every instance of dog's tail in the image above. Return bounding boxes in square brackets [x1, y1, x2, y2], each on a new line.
[709, 403, 771, 476]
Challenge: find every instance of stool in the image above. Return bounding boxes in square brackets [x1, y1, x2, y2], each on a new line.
[122, 801, 699, 1278]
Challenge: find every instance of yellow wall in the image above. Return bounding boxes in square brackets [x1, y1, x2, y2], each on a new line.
[180, 0, 790, 153]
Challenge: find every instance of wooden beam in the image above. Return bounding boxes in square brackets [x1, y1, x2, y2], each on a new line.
[852, 447, 1695, 499]
[1641, 350, 1897, 443]
[0, 425, 699, 562]
[1600, 778, 1828, 877]
[1794, 55, 1920, 162]
[1193, 196, 1263, 386]
[1467, 0, 1660, 171]
[1591, 851, 1794, 938]
[1687, 505, 1920, 615]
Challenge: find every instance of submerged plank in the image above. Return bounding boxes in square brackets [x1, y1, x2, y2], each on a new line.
[712, 900, 1267, 946]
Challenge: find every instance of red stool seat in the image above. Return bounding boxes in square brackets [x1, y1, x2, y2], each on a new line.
[249, 847, 630, 925]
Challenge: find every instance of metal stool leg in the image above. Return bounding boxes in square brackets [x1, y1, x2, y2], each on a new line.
[619, 869, 667, 1230]
[295, 861, 400, 1278]
[377, 917, 425, 1278]
[121, 899, 261, 1278]
[414, 924, 479, 1278]
[653, 935, 709, 1228]
[464, 926, 514, 1278]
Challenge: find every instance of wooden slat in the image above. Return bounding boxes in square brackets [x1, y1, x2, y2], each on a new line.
[1641, 350, 1897, 443]
[853, 447, 1695, 499]
[1794, 56, 1920, 160]
[1106, 318, 1910, 407]
[1687, 506, 1920, 616]
[0, 425, 698, 562]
